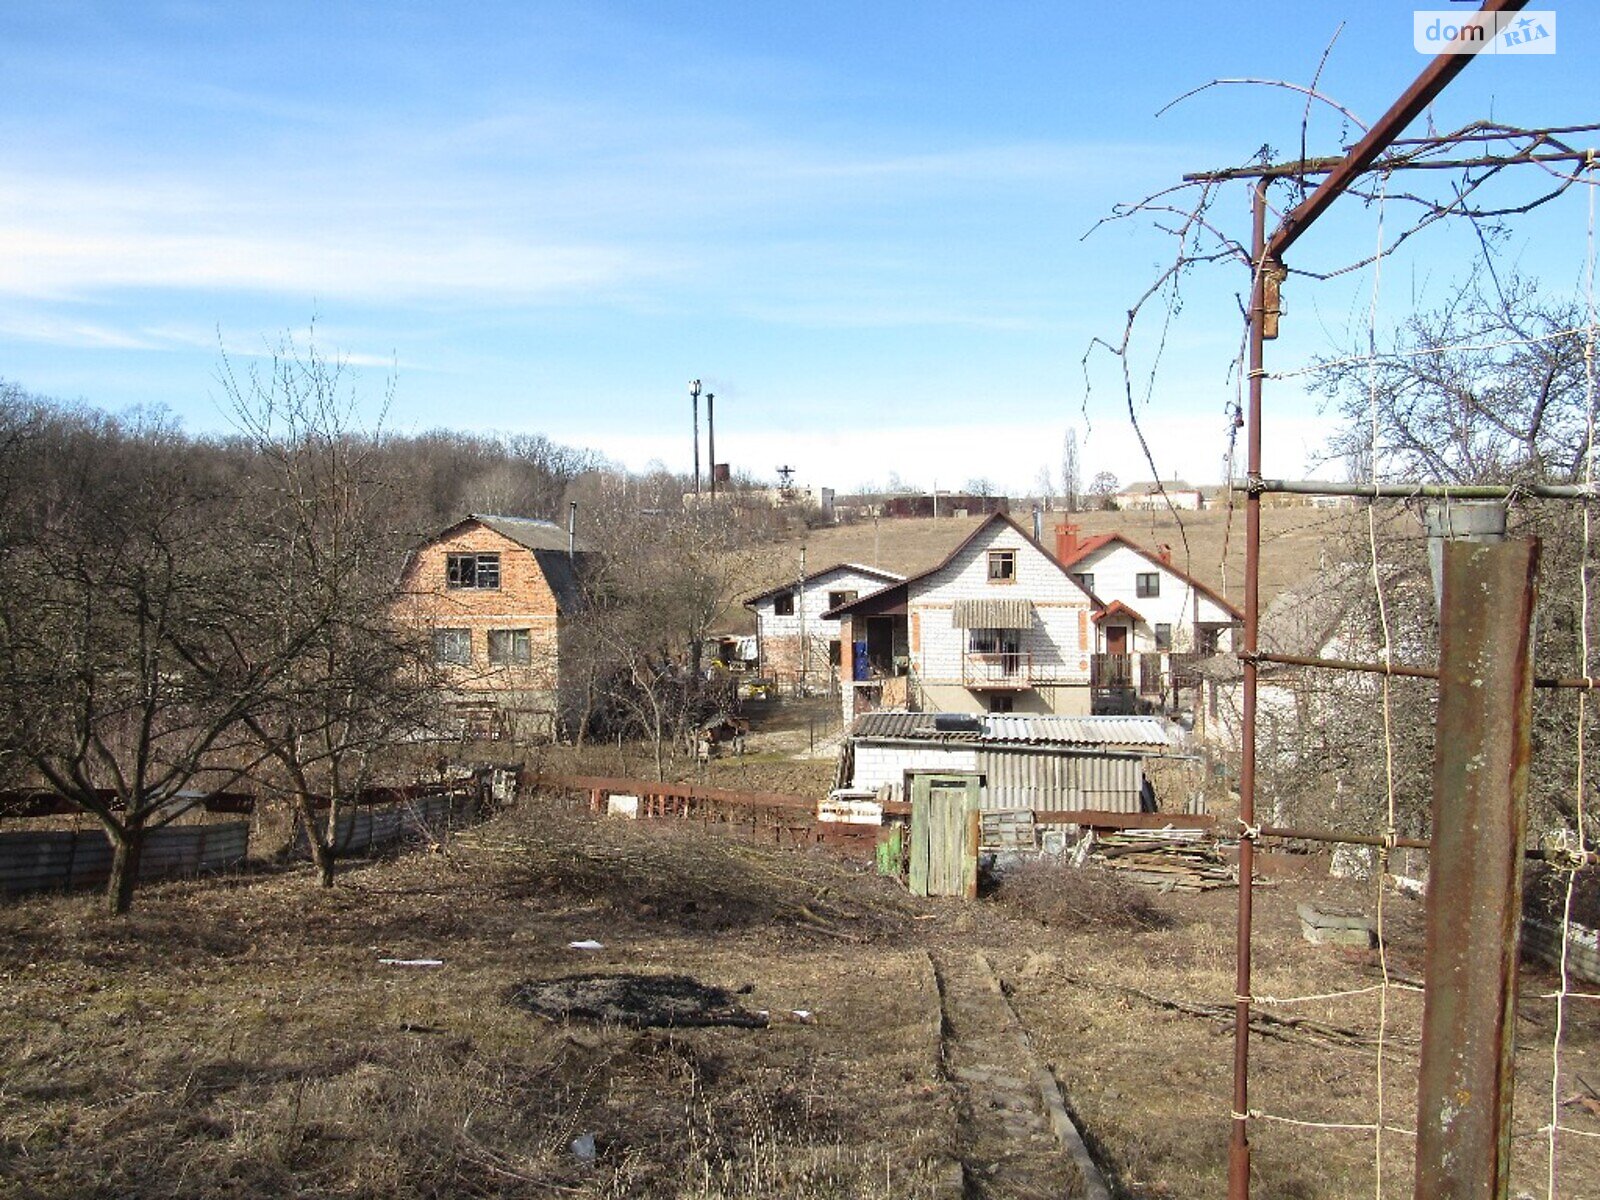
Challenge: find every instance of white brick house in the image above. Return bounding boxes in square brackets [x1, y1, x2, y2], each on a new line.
[823, 514, 1098, 723]
[1052, 523, 1242, 714]
[744, 563, 903, 689]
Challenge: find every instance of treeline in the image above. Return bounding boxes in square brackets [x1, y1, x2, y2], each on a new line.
[0, 349, 782, 913]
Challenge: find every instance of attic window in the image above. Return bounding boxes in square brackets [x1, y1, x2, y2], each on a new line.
[828, 589, 858, 610]
[1072, 572, 1094, 593]
[987, 550, 1017, 583]
[448, 553, 501, 589]
[773, 591, 795, 616]
[1136, 572, 1160, 598]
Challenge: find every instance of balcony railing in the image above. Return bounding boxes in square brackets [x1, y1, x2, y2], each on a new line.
[962, 650, 1033, 689]
[1092, 651, 1211, 695]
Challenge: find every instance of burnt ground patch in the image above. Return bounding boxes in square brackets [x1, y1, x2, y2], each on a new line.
[511, 972, 770, 1028]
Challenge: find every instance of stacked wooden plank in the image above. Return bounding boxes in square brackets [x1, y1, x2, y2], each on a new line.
[1088, 828, 1236, 892]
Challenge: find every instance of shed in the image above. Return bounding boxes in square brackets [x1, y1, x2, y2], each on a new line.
[839, 711, 1178, 814]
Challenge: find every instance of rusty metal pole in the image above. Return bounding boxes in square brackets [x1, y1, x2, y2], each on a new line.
[1228, 177, 1270, 1200]
[1414, 538, 1538, 1200]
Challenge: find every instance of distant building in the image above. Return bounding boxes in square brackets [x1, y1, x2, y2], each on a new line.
[879, 493, 1010, 519]
[1114, 480, 1204, 511]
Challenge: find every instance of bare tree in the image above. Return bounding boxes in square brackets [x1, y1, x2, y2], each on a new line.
[1062, 428, 1082, 513]
[209, 337, 438, 887]
[1087, 470, 1119, 509]
[570, 477, 767, 778]
[0, 405, 265, 913]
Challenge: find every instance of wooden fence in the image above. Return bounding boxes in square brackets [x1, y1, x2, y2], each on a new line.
[0, 822, 251, 897]
[533, 773, 1218, 860]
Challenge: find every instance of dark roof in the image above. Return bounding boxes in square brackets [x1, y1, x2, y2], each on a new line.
[822, 512, 1095, 619]
[532, 549, 590, 616]
[744, 562, 904, 608]
[470, 513, 591, 553]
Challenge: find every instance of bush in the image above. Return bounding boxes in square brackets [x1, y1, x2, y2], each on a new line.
[989, 858, 1172, 932]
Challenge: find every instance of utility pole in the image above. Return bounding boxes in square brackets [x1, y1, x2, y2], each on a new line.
[797, 545, 807, 696]
[707, 391, 717, 498]
[689, 379, 702, 496]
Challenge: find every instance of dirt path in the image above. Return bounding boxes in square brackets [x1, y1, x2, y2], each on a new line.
[931, 949, 1108, 1199]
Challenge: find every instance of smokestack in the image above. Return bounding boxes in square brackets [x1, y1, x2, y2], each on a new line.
[1158, 543, 1173, 565]
[568, 501, 578, 560]
[1054, 521, 1080, 564]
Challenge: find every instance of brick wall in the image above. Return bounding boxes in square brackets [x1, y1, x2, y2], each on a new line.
[397, 523, 563, 702]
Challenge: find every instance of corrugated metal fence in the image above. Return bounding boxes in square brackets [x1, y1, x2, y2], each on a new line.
[297, 794, 459, 858]
[0, 822, 250, 896]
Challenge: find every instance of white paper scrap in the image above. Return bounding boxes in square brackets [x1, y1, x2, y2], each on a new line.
[568, 940, 605, 951]
[379, 958, 444, 967]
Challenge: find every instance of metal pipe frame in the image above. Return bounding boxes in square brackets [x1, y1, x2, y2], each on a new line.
[1251, 478, 1597, 501]
[1228, 6, 1530, 1195]
[1242, 649, 1600, 691]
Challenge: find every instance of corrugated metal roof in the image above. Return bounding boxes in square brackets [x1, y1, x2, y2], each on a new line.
[849, 711, 1178, 749]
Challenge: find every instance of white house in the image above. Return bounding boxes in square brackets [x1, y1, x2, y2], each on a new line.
[1052, 523, 1243, 714]
[823, 513, 1098, 724]
[745, 563, 903, 689]
[1054, 524, 1241, 657]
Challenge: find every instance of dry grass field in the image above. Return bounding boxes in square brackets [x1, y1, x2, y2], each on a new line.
[3, 792, 1595, 1200]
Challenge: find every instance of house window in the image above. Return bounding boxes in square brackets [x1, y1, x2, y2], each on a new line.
[487, 628, 532, 666]
[970, 628, 1002, 654]
[773, 590, 795, 616]
[1136, 572, 1160, 598]
[1072, 572, 1094, 593]
[1154, 623, 1173, 651]
[987, 550, 1017, 582]
[433, 628, 471, 666]
[988, 695, 1014, 713]
[447, 553, 501, 589]
[828, 589, 858, 610]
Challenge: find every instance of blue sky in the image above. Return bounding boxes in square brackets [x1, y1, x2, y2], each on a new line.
[2, 3, 1593, 491]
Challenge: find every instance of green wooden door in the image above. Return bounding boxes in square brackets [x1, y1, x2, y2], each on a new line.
[908, 773, 981, 898]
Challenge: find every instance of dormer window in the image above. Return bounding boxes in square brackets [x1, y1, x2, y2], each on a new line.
[448, 553, 501, 589]
[987, 550, 1016, 583]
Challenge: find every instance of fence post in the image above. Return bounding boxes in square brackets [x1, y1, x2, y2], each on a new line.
[1413, 538, 1538, 1200]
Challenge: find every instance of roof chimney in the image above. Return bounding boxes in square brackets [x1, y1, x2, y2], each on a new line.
[1054, 521, 1080, 564]
[1158, 543, 1173, 565]
[568, 501, 578, 560]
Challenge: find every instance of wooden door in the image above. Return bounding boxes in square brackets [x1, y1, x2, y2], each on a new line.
[908, 773, 981, 898]
[1105, 625, 1128, 654]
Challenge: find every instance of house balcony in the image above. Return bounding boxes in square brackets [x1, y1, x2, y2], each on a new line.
[1092, 652, 1208, 713]
[962, 650, 1033, 690]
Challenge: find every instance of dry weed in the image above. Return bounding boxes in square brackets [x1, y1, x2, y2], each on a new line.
[989, 858, 1174, 932]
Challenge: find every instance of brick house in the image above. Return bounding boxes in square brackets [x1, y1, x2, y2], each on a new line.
[823, 513, 1098, 724]
[397, 514, 589, 739]
[744, 563, 903, 692]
